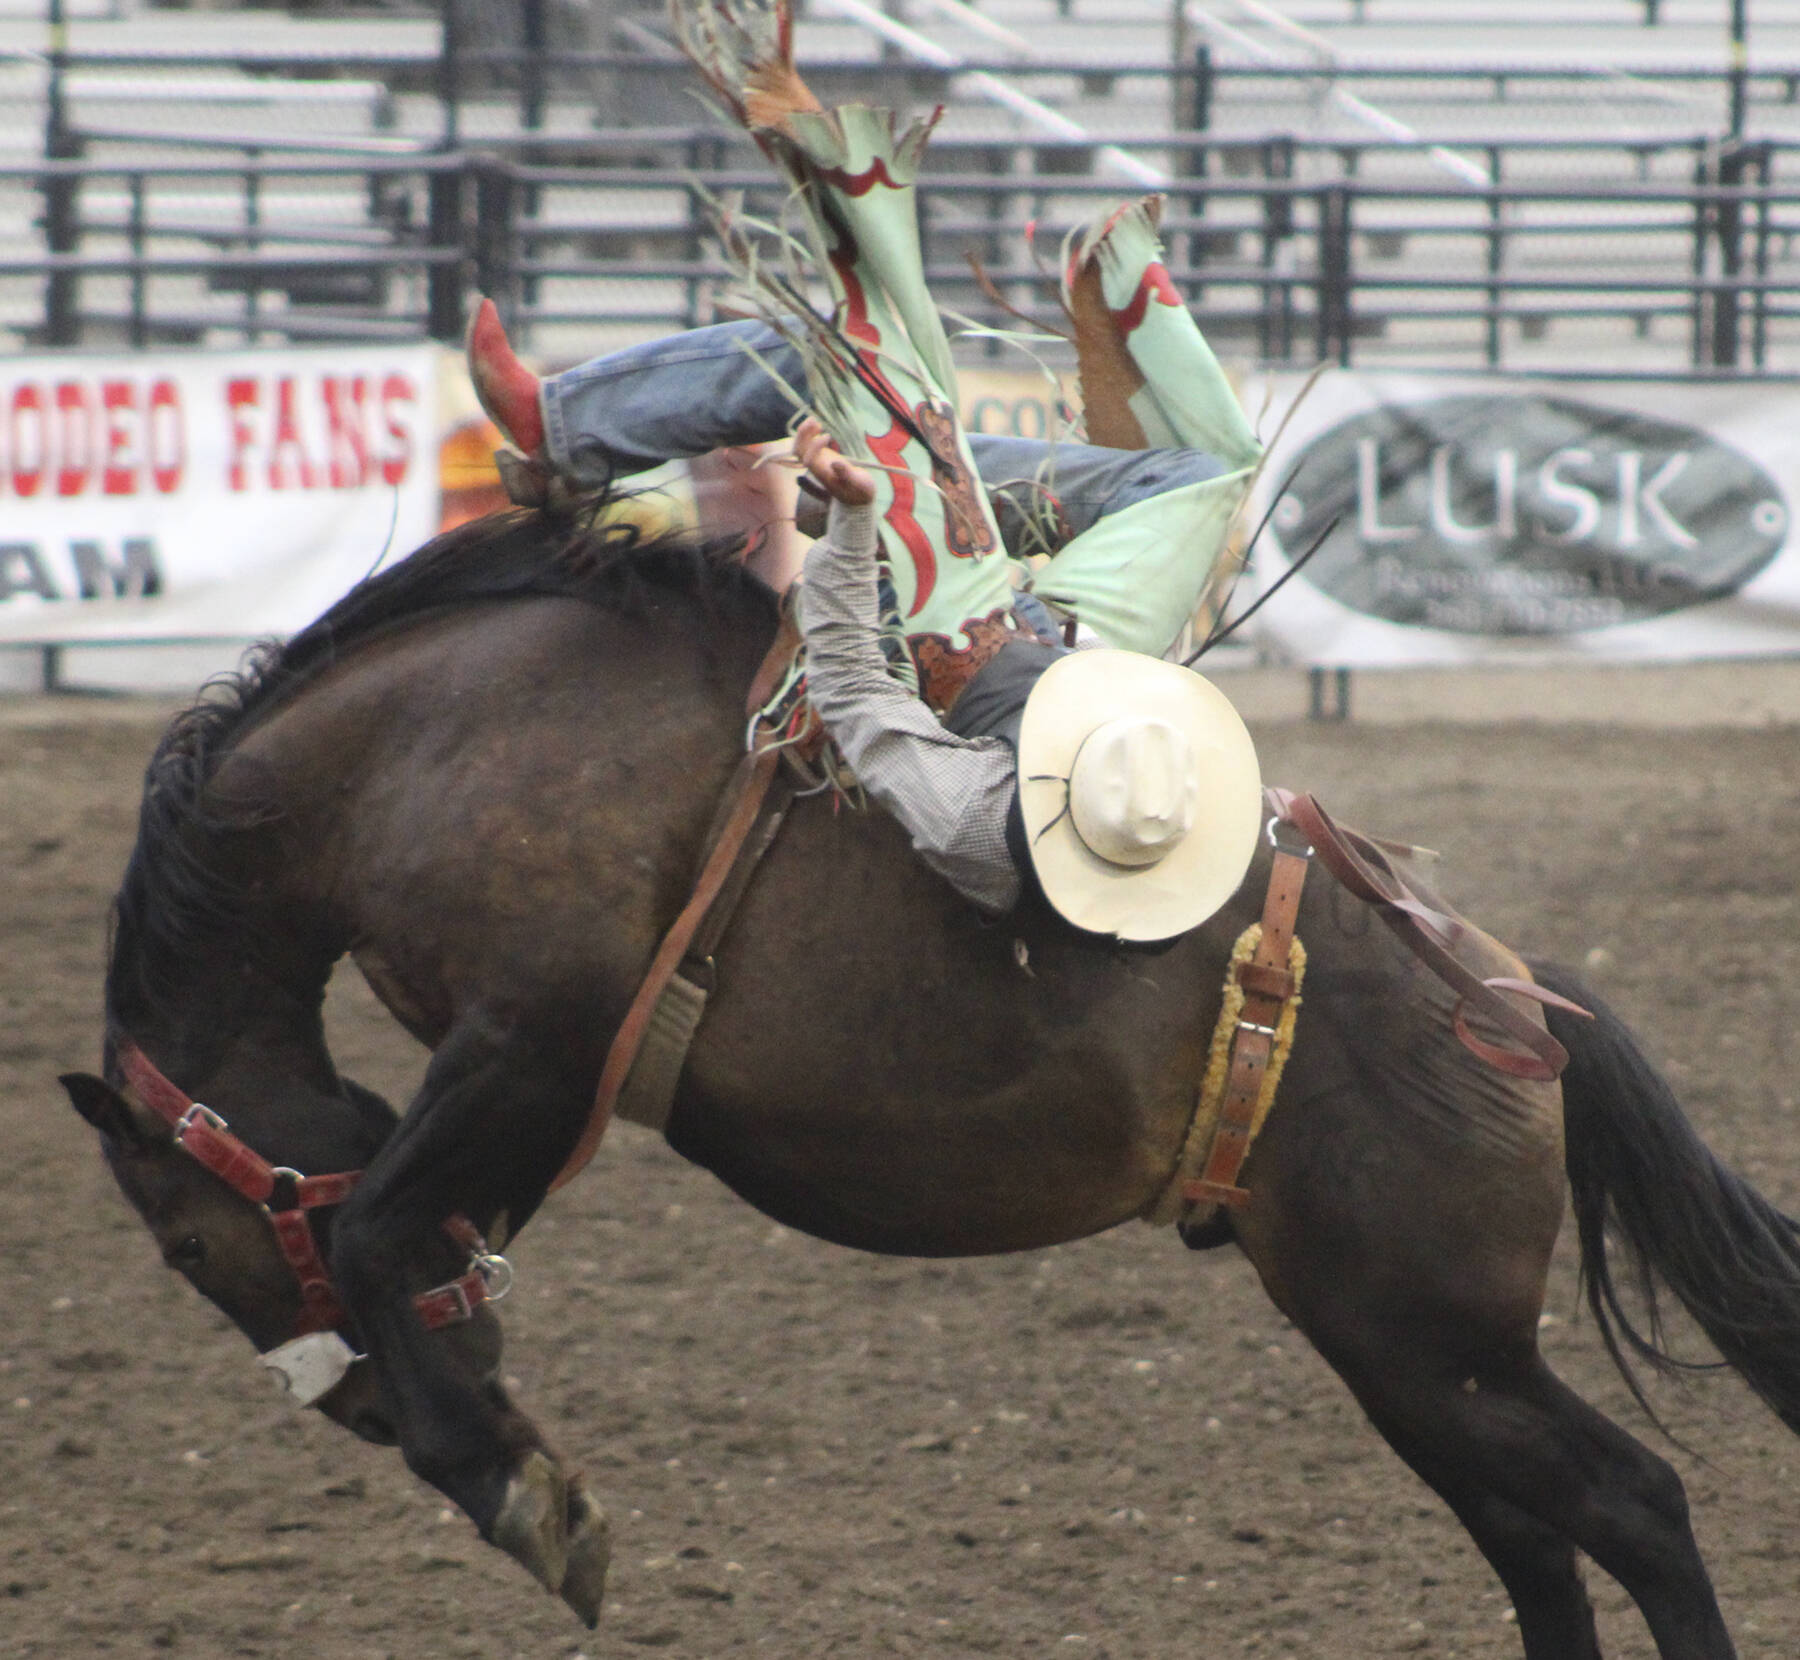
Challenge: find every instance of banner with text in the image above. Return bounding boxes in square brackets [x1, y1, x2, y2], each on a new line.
[1244, 371, 1800, 666]
[0, 345, 439, 644]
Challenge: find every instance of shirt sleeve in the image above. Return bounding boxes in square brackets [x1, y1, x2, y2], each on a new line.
[799, 500, 1022, 915]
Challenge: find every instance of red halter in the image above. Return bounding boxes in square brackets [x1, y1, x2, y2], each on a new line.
[114, 1039, 507, 1340]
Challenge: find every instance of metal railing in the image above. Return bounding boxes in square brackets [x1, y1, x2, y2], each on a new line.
[18, 128, 1800, 374]
[14, 0, 1800, 373]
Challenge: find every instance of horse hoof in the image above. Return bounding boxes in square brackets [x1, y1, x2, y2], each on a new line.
[492, 1450, 570, 1594]
[560, 1482, 611, 1628]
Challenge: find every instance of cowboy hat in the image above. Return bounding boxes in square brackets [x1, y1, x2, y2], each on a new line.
[1016, 650, 1262, 942]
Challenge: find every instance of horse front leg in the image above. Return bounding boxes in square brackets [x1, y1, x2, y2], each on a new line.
[328, 1017, 610, 1625]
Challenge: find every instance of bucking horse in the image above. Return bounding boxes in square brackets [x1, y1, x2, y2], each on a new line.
[59, 497, 1800, 1659]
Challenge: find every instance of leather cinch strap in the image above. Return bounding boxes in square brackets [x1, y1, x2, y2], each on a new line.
[1184, 817, 1313, 1209]
[1179, 787, 1592, 1219]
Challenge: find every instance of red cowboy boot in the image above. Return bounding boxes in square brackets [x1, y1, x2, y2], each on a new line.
[466, 297, 546, 459]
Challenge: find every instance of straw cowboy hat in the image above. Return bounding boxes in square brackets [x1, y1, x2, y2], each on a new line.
[1016, 651, 1262, 942]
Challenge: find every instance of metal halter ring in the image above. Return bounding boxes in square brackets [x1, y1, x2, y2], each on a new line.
[473, 1252, 515, 1302]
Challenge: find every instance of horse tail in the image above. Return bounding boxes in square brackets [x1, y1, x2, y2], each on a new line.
[1530, 958, 1800, 1435]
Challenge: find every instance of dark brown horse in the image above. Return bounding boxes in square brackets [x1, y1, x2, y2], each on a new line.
[60, 498, 1800, 1659]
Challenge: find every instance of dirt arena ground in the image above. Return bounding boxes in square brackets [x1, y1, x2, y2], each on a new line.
[6, 665, 1800, 1660]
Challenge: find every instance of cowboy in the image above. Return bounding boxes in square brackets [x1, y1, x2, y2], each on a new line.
[473, 0, 1265, 941]
[790, 414, 1261, 939]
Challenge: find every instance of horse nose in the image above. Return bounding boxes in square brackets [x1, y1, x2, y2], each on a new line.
[315, 1363, 399, 1445]
[346, 1405, 399, 1446]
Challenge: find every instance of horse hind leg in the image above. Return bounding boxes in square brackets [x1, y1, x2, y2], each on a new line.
[1347, 1351, 1735, 1660]
[1369, 1407, 1603, 1659]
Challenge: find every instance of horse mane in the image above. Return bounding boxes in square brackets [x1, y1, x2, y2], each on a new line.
[106, 493, 776, 1046]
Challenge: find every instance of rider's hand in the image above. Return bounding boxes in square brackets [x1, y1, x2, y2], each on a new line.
[794, 417, 876, 509]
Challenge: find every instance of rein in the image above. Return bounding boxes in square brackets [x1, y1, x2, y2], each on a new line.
[115, 1039, 510, 1361]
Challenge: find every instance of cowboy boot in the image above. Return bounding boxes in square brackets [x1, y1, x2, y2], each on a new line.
[1063, 196, 1259, 471]
[467, 297, 547, 460]
[1031, 197, 1263, 655]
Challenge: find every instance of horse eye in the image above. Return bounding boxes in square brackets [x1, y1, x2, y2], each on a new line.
[167, 1235, 207, 1270]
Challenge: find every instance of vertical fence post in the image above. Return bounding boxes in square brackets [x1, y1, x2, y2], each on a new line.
[1315, 184, 1353, 367]
[1729, 0, 1748, 142]
[1259, 138, 1294, 362]
[984, 143, 1007, 358]
[1712, 143, 1748, 369]
[519, 0, 547, 312]
[1191, 42, 1214, 137]
[522, 0, 547, 132]
[427, 0, 466, 344]
[1689, 140, 1709, 368]
[439, 0, 462, 150]
[427, 159, 466, 343]
[41, 0, 80, 346]
[683, 136, 704, 332]
[474, 160, 516, 322]
[242, 148, 263, 339]
[1485, 177, 1503, 369]
[128, 170, 146, 349]
[1179, 45, 1212, 277]
[1751, 141, 1772, 367]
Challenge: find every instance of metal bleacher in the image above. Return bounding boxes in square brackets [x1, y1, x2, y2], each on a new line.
[3, 0, 1798, 373]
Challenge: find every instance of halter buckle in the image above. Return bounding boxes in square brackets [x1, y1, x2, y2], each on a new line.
[175, 1101, 227, 1137]
[1266, 814, 1315, 859]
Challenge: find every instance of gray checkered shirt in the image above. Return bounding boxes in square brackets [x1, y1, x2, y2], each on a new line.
[799, 502, 1022, 915]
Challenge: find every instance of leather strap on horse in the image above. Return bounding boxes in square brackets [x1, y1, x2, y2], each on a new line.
[549, 741, 792, 1191]
[1183, 815, 1314, 1211]
[549, 609, 814, 1193]
[114, 1039, 505, 1339]
[1268, 788, 1590, 1081]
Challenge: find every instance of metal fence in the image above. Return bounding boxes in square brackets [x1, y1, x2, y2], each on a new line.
[13, 1, 1800, 373]
[20, 128, 1800, 375]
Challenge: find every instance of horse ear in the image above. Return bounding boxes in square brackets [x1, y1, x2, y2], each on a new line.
[59, 1072, 163, 1153]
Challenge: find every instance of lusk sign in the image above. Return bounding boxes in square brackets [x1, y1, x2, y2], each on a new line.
[1275, 393, 1786, 634]
[1250, 377, 1800, 665]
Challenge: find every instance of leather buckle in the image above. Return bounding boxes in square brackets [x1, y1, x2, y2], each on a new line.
[1266, 814, 1315, 859]
[175, 1101, 227, 1137]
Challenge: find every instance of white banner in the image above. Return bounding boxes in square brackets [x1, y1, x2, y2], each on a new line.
[1244, 371, 1800, 667]
[0, 345, 439, 645]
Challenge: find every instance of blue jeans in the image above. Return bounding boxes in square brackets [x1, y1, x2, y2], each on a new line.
[540, 319, 1225, 557]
